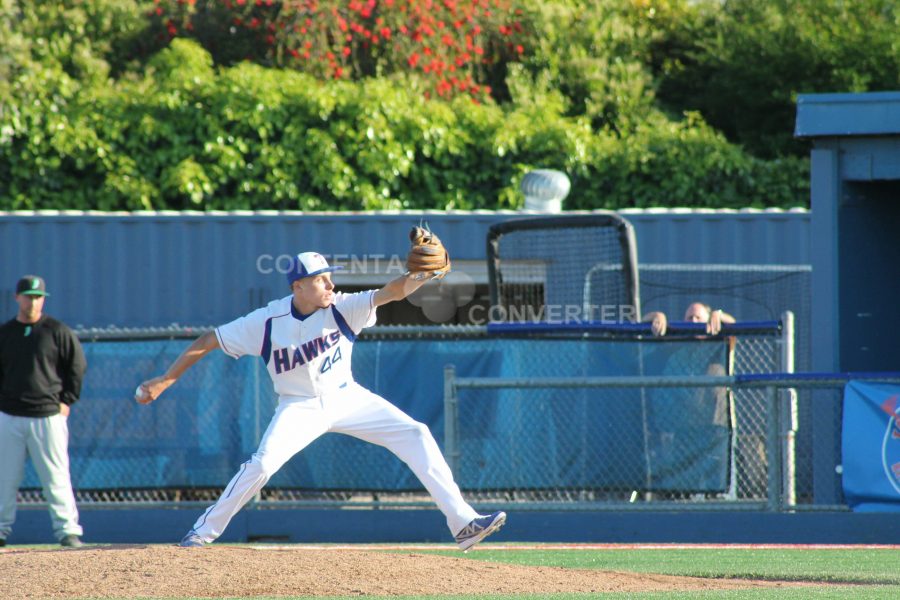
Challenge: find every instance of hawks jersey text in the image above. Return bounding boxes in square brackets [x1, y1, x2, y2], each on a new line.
[214, 291, 376, 398]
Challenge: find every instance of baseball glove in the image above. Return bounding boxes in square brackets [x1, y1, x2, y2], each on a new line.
[406, 225, 451, 280]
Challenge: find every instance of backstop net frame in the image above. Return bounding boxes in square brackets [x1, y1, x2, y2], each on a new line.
[486, 213, 641, 324]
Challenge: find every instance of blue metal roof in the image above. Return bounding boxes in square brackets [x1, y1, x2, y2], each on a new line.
[795, 91, 900, 137]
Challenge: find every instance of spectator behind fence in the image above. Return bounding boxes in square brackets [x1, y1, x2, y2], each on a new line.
[643, 302, 735, 337]
[642, 301, 737, 497]
[0, 276, 87, 547]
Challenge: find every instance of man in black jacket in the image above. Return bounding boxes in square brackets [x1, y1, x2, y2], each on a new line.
[0, 275, 86, 547]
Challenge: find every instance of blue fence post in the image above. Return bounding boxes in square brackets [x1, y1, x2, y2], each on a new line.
[809, 148, 842, 505]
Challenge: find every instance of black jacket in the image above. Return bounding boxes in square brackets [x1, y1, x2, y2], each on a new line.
[0, 315, 87, 417]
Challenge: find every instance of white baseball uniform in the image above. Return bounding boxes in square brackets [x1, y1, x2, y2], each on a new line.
[187, 290, 479, 542]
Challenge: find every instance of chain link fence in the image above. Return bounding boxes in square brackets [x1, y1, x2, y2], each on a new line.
[17, 321, 800, 510]
[445, 372, 900, 511]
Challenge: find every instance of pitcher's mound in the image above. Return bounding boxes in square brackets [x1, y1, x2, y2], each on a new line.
[1, 545, 805, 598]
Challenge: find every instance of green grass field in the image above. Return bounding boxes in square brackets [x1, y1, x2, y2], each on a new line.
[418, 546, 900, 599]
[428, 546, 900, 584]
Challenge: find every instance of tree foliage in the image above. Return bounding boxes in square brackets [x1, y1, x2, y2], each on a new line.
[2, 0, 896, 210]
[650, 0, 900, 158]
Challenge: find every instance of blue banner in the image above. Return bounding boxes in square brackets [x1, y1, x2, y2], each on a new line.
[841, 381, 900, 511]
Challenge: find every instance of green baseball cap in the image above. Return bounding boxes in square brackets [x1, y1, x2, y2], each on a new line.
[15, 275, 49, 297]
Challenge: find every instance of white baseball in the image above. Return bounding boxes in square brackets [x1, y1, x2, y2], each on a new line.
[134, 385, 148, 401]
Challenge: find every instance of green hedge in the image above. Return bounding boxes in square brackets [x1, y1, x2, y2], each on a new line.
[0, 39, 808, 211]
[8, 0, 900, 210]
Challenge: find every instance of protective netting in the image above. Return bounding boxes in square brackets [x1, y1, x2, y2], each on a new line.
[487, 215, 640, 324]
[639, 264, 812, 501]
[639, 264, 810, 369]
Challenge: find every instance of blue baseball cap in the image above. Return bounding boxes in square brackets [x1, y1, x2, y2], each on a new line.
[286, 252, 344, 285]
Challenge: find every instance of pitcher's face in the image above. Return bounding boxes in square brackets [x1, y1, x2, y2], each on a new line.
[292, 273, 335, 311]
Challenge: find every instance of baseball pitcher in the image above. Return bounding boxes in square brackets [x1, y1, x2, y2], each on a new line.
[136, 228, 505, 551]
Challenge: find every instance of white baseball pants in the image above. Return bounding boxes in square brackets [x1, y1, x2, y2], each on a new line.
[0, 411, 83, 541]
[189, 383, 478, 542]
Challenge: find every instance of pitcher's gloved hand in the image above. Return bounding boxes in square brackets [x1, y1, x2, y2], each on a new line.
[406, 226, 451, 280]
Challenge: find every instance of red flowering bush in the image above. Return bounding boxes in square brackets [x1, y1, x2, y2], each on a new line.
[147, 0, 532, 102]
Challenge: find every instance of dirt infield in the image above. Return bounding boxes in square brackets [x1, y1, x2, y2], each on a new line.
[0, 545, 814, 598]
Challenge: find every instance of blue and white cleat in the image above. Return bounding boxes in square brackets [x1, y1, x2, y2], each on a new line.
[455, 511, 507, 552]
[179, 531, 205, 548]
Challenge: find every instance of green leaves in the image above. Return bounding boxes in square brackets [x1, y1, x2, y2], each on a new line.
[0, 43, 809, 211]
[0, 1, 838, 211]
[651, 0, 900, 159]
[161, 158, 212, 206]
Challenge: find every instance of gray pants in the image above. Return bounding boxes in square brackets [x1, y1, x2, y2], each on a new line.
[0, 411, 82, 541]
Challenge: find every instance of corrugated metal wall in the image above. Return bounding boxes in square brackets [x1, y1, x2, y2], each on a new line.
[0, 209, 810, 329]
[621, 208, 810, 264]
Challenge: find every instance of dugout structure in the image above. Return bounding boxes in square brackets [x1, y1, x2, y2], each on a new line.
[486, 213, 641, 324]
[795, 91, 900, 505]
